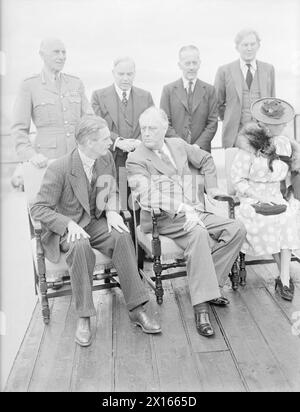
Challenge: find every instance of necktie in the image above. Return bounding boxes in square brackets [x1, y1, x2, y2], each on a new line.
[246, 64, 253, 90]
[186, 81, 193, 143]
[122, 91, 128, 107]
[90, 162, 98, 187]
[54, 74, 60, 91]
[187, 80, 193, 113]
[158, 149, 177, 173]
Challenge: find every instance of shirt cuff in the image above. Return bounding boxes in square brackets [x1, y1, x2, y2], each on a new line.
[113, 137, 122, 151]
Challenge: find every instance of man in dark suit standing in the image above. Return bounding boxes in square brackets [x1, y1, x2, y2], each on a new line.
[214, 29, 276, 148]
[160, 45, 218, 153]
[31, 116, 161, 347]
[91, 57, 154, 183]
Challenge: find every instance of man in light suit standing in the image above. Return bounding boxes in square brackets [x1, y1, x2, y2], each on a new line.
[160, 45, 218, 153]
[31, 116, 161, 347]
[126, 107, 246, 337]
[91, 57, 154, 183]
[214, 29, 276, 148]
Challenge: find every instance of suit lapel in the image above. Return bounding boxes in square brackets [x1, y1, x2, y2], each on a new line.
[40, 71, 59, 95]
[230, 60, 243, 102]
[165, 140, 185, 176]
[141, 144, 177, 176]
[174, 79, 189, 112]
[68, 150, 90, 216]
[131, 87, 143, 137]
[103, 85, 119, 128]
[256, 61, 268, 96]
[192, 79, 205, 113]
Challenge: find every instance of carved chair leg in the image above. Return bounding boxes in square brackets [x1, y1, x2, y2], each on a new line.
[239, 252, 247, 286]
[229, 258, 239, 291]
[153, 258, 164, 304]
[104, 267, 111, 284]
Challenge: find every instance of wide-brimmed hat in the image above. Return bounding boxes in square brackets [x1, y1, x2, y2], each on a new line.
[251, 98, 295, 124]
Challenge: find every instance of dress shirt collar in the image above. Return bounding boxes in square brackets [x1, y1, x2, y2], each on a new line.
[114, 83, 131, 101]
[78, 148, 95, 170]
[42, 66, 61, 83]
[182, 77, 197, 92]
[239, 58, 257, 72]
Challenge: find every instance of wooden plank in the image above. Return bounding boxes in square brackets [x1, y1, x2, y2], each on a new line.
[214, 287, 292, 391]
[28, 295, 74, 392]
[171, 277, 228, 352]
[113, 288, 159, 392]
[241, 286, 300, 391]
[70, 290, 114, 392]
[195, 351, 245, 392]
[4, 302, 49, 392]
[149, 282, 203, 391]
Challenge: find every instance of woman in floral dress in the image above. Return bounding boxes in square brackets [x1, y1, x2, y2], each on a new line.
[231, 98, 300, 301]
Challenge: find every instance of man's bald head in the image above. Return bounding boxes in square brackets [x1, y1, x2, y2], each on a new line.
[39, 38, 66, 74]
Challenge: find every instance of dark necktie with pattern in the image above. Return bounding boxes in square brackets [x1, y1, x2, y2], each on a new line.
[246, 63, 253, 90]
[158, 149, 177, 173]
[90, 161, 98, 187]
[122, 91, 128, 107]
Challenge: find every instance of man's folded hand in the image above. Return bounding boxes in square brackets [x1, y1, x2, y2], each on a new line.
[67, 221, 90, 243]
[106, 211, 130, 233]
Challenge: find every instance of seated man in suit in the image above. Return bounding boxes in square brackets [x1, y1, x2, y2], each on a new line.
[30, 115, 161, 347]
[91, 56, 154, 185]
[214, 28, 275, 148]
[126, 107, 246, 337]
[160, 45, 218, 153]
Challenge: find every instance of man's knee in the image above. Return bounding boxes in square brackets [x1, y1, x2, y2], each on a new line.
[70, 237, 92, 253]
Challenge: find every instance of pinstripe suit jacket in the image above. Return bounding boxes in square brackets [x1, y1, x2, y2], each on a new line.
[31, 148, 118, 263]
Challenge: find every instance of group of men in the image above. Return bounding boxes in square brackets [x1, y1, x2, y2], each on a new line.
[11, 28, 273, 345]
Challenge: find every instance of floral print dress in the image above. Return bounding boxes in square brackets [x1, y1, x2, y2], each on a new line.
[231, 135, 300, 256]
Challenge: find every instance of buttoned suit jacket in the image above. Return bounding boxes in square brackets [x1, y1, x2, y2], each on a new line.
[30, 148, 118, 263]
[91, 85, 154, 170]
[12, 71, 93, 161]
[126, 138, 218, 232]
[160, 78, 218, 153]
[214, 60, 275, 148]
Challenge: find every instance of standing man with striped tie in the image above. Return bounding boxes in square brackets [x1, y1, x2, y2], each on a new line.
[91, 57, 154, 185]
[160, 45, 218, 153]
[214, 29, 276, 148]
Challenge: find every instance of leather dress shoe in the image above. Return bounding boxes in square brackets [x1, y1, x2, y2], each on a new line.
[275, 277, 294, 301]
[130, 307, 161, 334]
[75, 317, 92, 347]
[209, 296, 230, 306]
[194, 311, 215, 337]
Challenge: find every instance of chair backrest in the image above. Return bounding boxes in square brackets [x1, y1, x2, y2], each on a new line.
[22, 162, 48, 206]
[225, 148, 239, 196]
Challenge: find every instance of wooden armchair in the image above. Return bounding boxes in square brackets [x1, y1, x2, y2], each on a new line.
[131, 183, 243, 306]
[23, 162, 131, 324]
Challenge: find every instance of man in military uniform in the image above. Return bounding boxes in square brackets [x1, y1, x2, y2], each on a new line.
[12, 37, 93, 167]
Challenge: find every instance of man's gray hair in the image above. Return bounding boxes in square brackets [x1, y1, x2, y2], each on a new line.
[234, 29, 261, 46]
[178, 45, 200, 60]
[113, 56, 135, 69]
[139, 106, 169, 129]
[75, 115, 108, 145]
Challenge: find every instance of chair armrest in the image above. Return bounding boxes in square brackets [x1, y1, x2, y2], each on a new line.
[151, 208, 162, 218]
[213, 195, 240, 207]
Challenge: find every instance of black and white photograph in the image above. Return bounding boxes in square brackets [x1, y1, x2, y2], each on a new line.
[1, 0, 300, 393]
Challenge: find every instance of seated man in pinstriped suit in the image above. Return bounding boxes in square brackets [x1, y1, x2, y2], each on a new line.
[31, 116, 161, 347]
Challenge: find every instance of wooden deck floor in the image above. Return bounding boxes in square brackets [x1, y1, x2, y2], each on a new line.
[5, 261, 300, 392]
